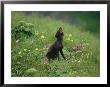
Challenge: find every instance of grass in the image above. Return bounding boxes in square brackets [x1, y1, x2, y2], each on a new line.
[11, 12, 100, 77]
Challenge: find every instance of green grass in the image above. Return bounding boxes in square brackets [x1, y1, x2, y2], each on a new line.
[11, 12, 100, 77]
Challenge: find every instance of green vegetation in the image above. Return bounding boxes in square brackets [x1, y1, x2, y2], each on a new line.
[11, 12, 100, 77]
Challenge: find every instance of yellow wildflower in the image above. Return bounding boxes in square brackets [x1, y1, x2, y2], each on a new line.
[71, 40, 73, 42]
[42, 32, 45, 33]
[18, 51, 21, 55]
[67, 38, 70, 40]
[35, 48, 38, 51]
[35, 32, 39, 36]
[69, 34, 72, 37]
[41, 35, 45, 39]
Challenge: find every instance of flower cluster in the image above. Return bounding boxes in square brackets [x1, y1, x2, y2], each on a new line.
[66, 33, 73, 42]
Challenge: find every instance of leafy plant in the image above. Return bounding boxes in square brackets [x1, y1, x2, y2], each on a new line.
[12, 21, 34, 39]
[11, 12, 100, 77]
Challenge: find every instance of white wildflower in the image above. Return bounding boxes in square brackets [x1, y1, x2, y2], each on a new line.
[78, 60, 80, 63]
[16, 39, 20, 43]
[18, 51, 21, 55]
[24, 49, 27, 51]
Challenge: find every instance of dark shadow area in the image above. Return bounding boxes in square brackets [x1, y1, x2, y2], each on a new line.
[24, 11, 100, 37]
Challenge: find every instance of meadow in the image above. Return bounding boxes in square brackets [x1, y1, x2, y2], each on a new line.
[11, 11, 100, 77]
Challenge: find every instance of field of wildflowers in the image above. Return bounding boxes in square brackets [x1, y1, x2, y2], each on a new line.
[11, 12, 100, 77]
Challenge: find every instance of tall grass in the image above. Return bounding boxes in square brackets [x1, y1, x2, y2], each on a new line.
[11, 12, 100, 77]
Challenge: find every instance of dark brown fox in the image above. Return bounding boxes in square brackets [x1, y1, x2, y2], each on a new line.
[46, 27, 66, 62]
